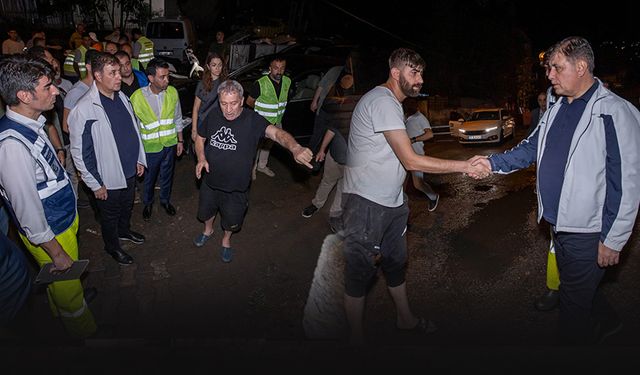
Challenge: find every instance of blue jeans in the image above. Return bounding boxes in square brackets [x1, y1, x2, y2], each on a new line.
[143, 146, 176, 206]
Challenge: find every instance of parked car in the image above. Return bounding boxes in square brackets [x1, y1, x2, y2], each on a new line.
[456, 108, 515, 144]
[146, 17, 197, 66]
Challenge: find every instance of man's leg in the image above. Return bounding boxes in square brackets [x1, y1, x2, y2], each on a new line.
[143, 151, 162, 207]
[117, 176, 137, 237]
[19, 217, 96, 338]
[158, 146, 176, 205]
[96, 188, 124, 253]
[311, 153, 342, 210]
[554, 231, 609, 344]
[344, 294, 366, 346]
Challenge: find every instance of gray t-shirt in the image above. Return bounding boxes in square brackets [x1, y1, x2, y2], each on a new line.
[405, 111, 431, 155]
[343, 86, 407, 207]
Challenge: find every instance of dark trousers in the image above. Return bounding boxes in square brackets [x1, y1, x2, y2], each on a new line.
[143, 146, 175, 206]
[553, 230, 618, 344]
[96, 176, 136, 253]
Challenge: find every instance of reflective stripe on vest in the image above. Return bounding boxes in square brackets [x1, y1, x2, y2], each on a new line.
[75, 45, 88, 79]
[130, 86, 179, 153]
[0, 117, 76, 235]
[63, 51, 78, 76]
[254, 75, 290, 124]
[136, 36, 154, 67]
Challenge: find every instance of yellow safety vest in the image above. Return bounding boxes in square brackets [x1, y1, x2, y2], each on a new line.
[254, 75, 291, 124]
[75, 45, 88, 79]
[136, 36, 155, 68]
[130, 86, 179, 153]
[63, 50, 78, 77]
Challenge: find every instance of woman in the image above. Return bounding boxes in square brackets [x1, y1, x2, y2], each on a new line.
[191, 52, 227, 143]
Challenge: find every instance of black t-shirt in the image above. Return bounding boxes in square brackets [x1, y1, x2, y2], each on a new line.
[120, 75, 141, 98]
[198, 107, 269, 192]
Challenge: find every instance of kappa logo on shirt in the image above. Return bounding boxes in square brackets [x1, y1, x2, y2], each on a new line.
[209, 126, 237, 150]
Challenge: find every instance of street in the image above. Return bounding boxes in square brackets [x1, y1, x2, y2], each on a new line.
[4, 127, 640, 370]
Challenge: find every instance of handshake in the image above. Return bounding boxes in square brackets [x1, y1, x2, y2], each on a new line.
[464, 155, 492, 179]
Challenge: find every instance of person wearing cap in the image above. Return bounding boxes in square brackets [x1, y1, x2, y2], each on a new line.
[88, 32, 103, 52]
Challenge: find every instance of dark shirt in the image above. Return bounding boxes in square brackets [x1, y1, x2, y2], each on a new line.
[539, 82, 598, 225]
[195, 79, 221, 128]
[100, 93, 140, 179]
[198, 107, 268, 192]
[120, 75, 141, 98]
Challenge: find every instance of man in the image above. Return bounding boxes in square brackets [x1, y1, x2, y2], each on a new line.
[131, 28, 154, 70]
[472, 36, 640, 344]
[130, 58, 184, 221]
[2, 28, 25, 55]
[194, 80, 313, 263]
[73, 35, 92, 80]
[68, 22, 85, 50]
[0, 55, 97, 337]
[246, 55, 293, 178]
[341, 48, 485, 345]
[115, 51, 148, 98]
[208, 30, 229, 65]
[69, 52, 147, 265]
[104, 41, 119, 55]
[527, 91, 549, 137]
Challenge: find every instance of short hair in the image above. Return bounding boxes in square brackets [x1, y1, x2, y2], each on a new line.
[0, 55, 54, 106]
[145, 58, 170, 77]
[114, 50, 130, 61]
[388, 48, 425, 71]
[90, 52, 119, 76]
[26, 46, 48, 60]
[85, 49, 101, 67]
[217, 79, 244, 98]
[270, 55, 286, 65]
[547, 36, 595, 74]
[131, 28, 142, 37]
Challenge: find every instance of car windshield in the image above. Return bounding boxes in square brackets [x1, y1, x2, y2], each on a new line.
[471, 111, 499, 121]
[147, 22, 184, 39]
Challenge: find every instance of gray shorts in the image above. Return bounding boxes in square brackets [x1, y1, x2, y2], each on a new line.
[341, 193, 409, 297]
[197, 183, 248, 232]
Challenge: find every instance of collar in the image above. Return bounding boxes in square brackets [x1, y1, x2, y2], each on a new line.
[561, 81, 598, 105]
[5, 108, 47, 133]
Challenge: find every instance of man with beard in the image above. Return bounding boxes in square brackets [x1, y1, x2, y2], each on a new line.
[341, 48, 487, 345]
[115, 50, 148, 98]
[69, 52, 147, 265]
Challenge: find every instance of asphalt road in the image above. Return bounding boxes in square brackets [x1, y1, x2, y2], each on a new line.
[4, 127, 640, 371]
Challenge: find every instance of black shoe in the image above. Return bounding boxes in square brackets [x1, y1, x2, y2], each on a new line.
[84, 287, 98, 303]
[534, 289, 559, 311]
[143, 204, 153, 221]
[107, 249, 134, 265]
[593, 319, 623, 344]
[302, 204, 319, 218]
[161, 202, 176, 216]
[427, 194, 440, 212]
[119, 230, 145, 244]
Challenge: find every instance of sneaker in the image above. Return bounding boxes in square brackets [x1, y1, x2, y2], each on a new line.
[427, 194, 439, 212]
[193, 232, 212, 247]
[256, 166, 275, 177]
[302, 204, 319, 218]
[221, 246, 234, 263]
[119, 230, 145, 244]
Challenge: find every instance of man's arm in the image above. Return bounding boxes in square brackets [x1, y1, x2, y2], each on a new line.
[68, 106, 105, 193]
[265, 125, 313, 168]
[309, 86, 323, 112]
[384, 129, 483, 175]
[46, 122, 65, 164]
[315, 129, 335, 162]
[173, 96, 184, 156]
[412, 128, 433, 143]
[246, 95, 256, 108]
[194, 134, 209, 179]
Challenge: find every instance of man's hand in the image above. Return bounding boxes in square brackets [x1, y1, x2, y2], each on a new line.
[292, 145, 314, 169]
[598, 242, 620, 268]
[137, 163, 145, 177]
[94, 186, 108, 200]
[315, 149, 326, 163]
[50, 251, 74, 273]
[466, 155, 492, 179]
[56, 150, 66, 165]
[195, 160, 209, 179]
[177, 142, 184, 156]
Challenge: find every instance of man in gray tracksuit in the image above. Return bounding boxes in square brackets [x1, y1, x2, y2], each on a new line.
[68, 52, 147, 265]
[473, 36, 640, 344]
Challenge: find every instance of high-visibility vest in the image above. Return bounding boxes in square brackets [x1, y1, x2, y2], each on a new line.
[131, 58, 141, 71]
[136, 36, 154, 68]
[63, 50, 78, 77]
[254, 75, 291, 124]
[75, 45, 88, 79]
[0, 116, 76, 236]
[130, 86, 179, 153]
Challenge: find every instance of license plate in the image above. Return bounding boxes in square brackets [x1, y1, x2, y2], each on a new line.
[158, 51, 172, 56]
[468, 135, 482, 140]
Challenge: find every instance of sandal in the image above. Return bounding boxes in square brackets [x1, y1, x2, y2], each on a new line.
[221, 246, 234, 263]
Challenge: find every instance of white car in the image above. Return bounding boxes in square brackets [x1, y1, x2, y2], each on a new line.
[457, 108, 515, 144]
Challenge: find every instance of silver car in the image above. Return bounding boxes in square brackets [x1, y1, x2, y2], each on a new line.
[457, 108, 515, 144]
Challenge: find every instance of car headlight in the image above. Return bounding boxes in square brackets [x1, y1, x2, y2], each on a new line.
[459, 129, 466, 133]
[484, 126, 498, 132]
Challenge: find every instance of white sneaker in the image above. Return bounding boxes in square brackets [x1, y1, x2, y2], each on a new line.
[256, 166, 275, 177]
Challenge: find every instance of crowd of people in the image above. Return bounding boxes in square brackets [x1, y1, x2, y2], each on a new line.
[1, 25, 639, 349]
